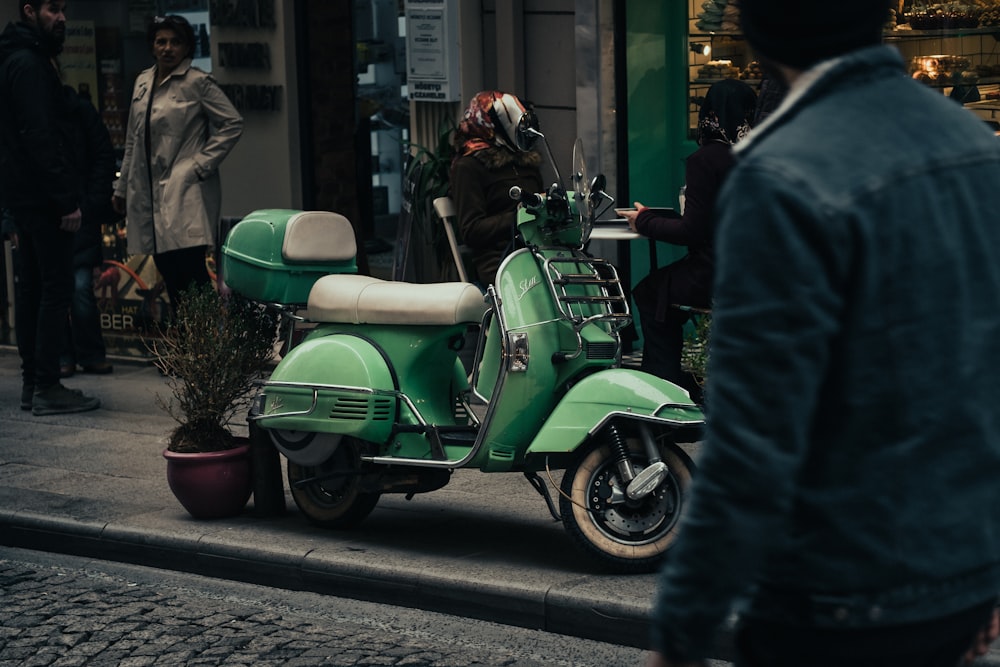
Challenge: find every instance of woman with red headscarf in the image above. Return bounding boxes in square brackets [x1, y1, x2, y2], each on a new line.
[449, 91, 544, 287]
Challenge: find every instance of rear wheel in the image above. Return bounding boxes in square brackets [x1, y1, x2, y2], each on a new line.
[287, 436, 381, 528]
[559, 427, 694, 573]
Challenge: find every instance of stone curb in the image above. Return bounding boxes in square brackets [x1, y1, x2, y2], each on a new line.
[0, 508, 656, 652]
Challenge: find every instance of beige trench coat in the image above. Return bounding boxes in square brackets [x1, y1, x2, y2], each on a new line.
[114, 59, 243, 255]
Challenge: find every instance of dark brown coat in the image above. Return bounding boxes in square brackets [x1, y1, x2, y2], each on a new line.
[449, 147, 543, 287]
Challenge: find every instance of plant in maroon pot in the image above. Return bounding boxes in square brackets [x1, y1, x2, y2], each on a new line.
[147, 282, 278, 518]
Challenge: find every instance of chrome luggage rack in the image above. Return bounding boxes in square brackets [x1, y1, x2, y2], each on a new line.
[541, 255, 631, 333]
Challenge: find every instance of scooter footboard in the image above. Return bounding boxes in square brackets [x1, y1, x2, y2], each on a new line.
[526, 369, 704, 455]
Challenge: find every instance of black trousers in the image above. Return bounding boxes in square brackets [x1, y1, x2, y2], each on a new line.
[153, 245, 211, 315]
[735, 600, 996, 667]
[637, 302, 691, 386]
[12, 208, 75, 389]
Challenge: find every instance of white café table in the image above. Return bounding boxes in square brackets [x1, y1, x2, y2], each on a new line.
[589, 225, 642, 242]
[589, 219, 658, 275]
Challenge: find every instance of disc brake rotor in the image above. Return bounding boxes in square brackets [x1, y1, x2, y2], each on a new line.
[588, 463, 678, 537]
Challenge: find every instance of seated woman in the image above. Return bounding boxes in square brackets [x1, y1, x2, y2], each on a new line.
[618, 78, 757, 397]
[449, 91, 544, 288]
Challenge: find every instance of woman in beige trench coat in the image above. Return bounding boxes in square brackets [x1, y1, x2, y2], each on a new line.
[112, 14, 243, 310]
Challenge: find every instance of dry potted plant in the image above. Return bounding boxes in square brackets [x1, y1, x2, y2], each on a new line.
[147, 282, 278, 518]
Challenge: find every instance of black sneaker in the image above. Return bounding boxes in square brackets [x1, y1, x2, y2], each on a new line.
[20, 385, 34, 411]
[32, 383, 101, 416]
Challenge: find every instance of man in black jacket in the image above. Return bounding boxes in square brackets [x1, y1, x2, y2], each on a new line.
[59, 84, 114, 379]
[0, 0, 100, 415]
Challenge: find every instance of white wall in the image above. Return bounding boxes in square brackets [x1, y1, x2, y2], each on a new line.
[212, 0, 302, 218]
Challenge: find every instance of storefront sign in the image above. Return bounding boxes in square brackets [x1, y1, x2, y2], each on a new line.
[405, 0, 459, 102]
[128, 0, 156, 34]
[62, 21, 98, 104]
[218, 84, 282, 112]
[209, 0, 276, 28]
[218, 42, 271, 69]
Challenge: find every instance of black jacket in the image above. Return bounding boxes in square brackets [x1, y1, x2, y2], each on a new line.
[633, 140, 734, 319]
[63, 85, 115, 267]
[0, 21, 78, 217]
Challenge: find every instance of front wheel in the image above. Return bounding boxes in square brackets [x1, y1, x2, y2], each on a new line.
[287, 436, 381, 528]
[559, 427, 694, 573]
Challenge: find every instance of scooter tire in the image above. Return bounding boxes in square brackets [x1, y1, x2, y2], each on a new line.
[559, 430, 694, 574]
[287, 437, 381, 528]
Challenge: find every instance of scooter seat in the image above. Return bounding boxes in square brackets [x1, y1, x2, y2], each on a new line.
[308, 274, 487, 325]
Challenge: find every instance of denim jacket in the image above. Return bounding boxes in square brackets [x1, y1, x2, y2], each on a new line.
[651, 45, 1000, 662]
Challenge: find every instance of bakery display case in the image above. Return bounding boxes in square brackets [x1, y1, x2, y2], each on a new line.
[686, 0, 1000, 135]
[686, 0, 758, 137]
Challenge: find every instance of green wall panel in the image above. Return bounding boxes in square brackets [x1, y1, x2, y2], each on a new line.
[624, 1, 697, 346]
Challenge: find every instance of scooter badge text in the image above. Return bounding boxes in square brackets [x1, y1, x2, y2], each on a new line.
[518, 276, 540, 299]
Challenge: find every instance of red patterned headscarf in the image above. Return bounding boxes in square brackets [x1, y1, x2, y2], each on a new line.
[457, 90, 524, 156]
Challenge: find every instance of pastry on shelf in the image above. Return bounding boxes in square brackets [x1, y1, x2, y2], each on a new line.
[741, 60, 763, 81]
[981, 6, 1000, 25]
[885, 8, 899, 29]
[698, 59, 741, 80]
[906, 3, 982, 30]
[695, 0, 729, 32]
[910, 53, 972, 81]
[721, 0, 741, 31]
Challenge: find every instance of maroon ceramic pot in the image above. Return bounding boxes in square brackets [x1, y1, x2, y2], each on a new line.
[163, 440, 252, 519]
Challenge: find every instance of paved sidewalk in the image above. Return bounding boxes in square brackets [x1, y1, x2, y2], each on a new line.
[0, 346, 675, 656]
[3, 345, 999, 666]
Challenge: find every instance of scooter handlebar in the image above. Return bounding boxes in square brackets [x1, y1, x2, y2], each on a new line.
[509, 185, 542, 208]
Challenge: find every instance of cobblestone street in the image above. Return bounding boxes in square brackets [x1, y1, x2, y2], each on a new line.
[0, 547, 652, 666]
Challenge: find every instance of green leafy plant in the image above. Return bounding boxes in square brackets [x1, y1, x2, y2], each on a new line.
[146, 283, 278, 453]
[680, 312, 712, 389]
[402, 118, 458, 281]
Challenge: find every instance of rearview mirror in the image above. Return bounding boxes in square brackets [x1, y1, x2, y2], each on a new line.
[515, 110, 540, 151]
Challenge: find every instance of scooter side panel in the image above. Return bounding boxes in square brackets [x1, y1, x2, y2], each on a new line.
[526, 369, 704, 454]
[376, 324, 477, 461]
[470, 252, 567, 470]
[471, 249, 636, 471]
[257, 332, 396, 443]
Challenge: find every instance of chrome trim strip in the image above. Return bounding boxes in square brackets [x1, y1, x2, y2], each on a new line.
[251, 380, 492, 470]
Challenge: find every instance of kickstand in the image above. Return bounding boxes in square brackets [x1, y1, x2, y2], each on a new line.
[524, 471, 561, 522]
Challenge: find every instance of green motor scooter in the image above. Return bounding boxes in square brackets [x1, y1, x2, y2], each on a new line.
[222, 128, 704, 574]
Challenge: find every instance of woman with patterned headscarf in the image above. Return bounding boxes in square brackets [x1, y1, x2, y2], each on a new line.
[449, 91, 544, 287]
[617, 78, 757, 400]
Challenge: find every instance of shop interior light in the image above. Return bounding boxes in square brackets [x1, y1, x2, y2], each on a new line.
[690, 43, 711, 56]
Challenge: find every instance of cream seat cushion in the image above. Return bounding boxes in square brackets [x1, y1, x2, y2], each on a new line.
[281, 211, 356, 263]
[308, 274, 487, 325]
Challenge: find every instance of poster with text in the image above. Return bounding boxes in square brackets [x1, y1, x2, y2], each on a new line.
[62, 20, 98, 105]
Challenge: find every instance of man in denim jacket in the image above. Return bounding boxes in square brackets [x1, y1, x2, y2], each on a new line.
[648, 1, 1000, 665]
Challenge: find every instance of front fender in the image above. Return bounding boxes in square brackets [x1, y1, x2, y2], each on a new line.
[527, 369, 704, 454]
